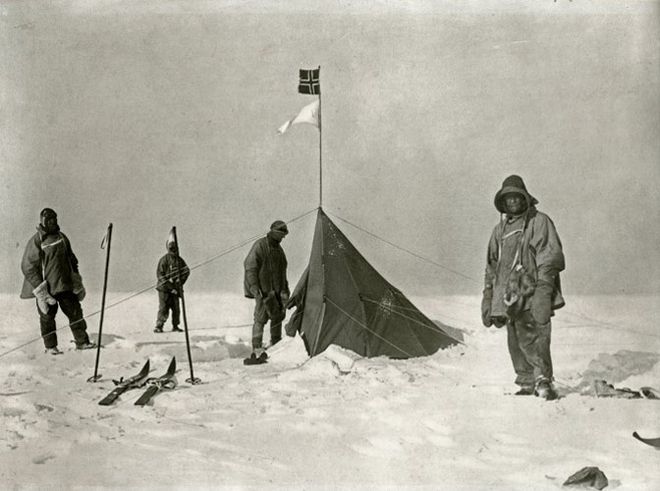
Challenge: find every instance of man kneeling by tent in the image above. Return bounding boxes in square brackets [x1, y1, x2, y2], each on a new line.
[243, 220, 290, 362]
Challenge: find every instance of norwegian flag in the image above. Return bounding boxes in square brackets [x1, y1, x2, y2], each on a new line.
[298, 68, 320, 95]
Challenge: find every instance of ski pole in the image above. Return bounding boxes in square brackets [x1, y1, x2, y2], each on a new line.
[171, 226, 201, 385]
[88, 222, 112, 383]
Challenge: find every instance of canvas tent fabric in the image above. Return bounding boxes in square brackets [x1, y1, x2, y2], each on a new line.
[285, 209, 461, 358]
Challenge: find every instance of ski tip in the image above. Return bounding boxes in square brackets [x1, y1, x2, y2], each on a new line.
[138, 359, 151, 377]
[632, 431, 660, 449]
[168, 356, 176, 374]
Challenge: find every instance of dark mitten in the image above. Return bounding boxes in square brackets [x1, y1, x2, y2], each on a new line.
[531, 280, 554, 324]
[481, 288, 493, 327]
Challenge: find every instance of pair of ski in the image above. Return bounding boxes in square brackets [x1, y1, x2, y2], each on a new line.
[98, 357, 177, 406]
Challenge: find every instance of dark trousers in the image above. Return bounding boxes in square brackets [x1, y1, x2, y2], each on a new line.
[38, 291, 90, 349]
[156, 290, 180, 328]
[506, 310, 553, 387]
[252, 295, 283, 350]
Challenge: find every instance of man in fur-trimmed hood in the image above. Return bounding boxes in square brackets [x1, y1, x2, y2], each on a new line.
[482, 175, 565, 400]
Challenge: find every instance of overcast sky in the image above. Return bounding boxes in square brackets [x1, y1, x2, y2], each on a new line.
[1, 0, 659, 298]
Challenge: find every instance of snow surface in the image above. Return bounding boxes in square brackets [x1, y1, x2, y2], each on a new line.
[0, 292, 659, 490]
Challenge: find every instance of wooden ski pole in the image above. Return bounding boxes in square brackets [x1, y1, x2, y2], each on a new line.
[318, 65, 322, 209]
[171, 226, 201, 385]
[88, 222, 112, 383]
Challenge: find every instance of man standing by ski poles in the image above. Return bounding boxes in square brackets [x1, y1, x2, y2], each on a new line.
[154, 239, 190, 333]
[20, 208, 95, 354]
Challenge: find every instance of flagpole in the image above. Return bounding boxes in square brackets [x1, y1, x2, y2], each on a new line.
[318, 65, 322, 209]
[87, 222, 112, 383]
[171, 226, 201, 385]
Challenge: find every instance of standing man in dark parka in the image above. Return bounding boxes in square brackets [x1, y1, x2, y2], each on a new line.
[154, 239, 190, 333]
[20, 208, 94, 355]
[244, 220, 290, 362]
[482, 176, 565, 400]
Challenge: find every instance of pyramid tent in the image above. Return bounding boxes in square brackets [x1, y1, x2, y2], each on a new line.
[285, 209, 462, 358]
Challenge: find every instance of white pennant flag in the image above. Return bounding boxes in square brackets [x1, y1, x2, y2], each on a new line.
[278, 99, 320, 134]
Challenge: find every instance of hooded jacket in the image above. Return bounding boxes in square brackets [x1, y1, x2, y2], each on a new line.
[485, 176, 565, 318]
[156, 252, 190, 293]
[243, 234, 289, 299]
[20, 225, 79, 298]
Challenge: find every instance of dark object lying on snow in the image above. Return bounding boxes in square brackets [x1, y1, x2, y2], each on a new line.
[593, 380, 660, 399]
[594, 380, 641, 398]
[632, 431, 660, 449]
[563, 466, 608, 489]
[243, 352, 268, 365]
[640, 387, 659, 399]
